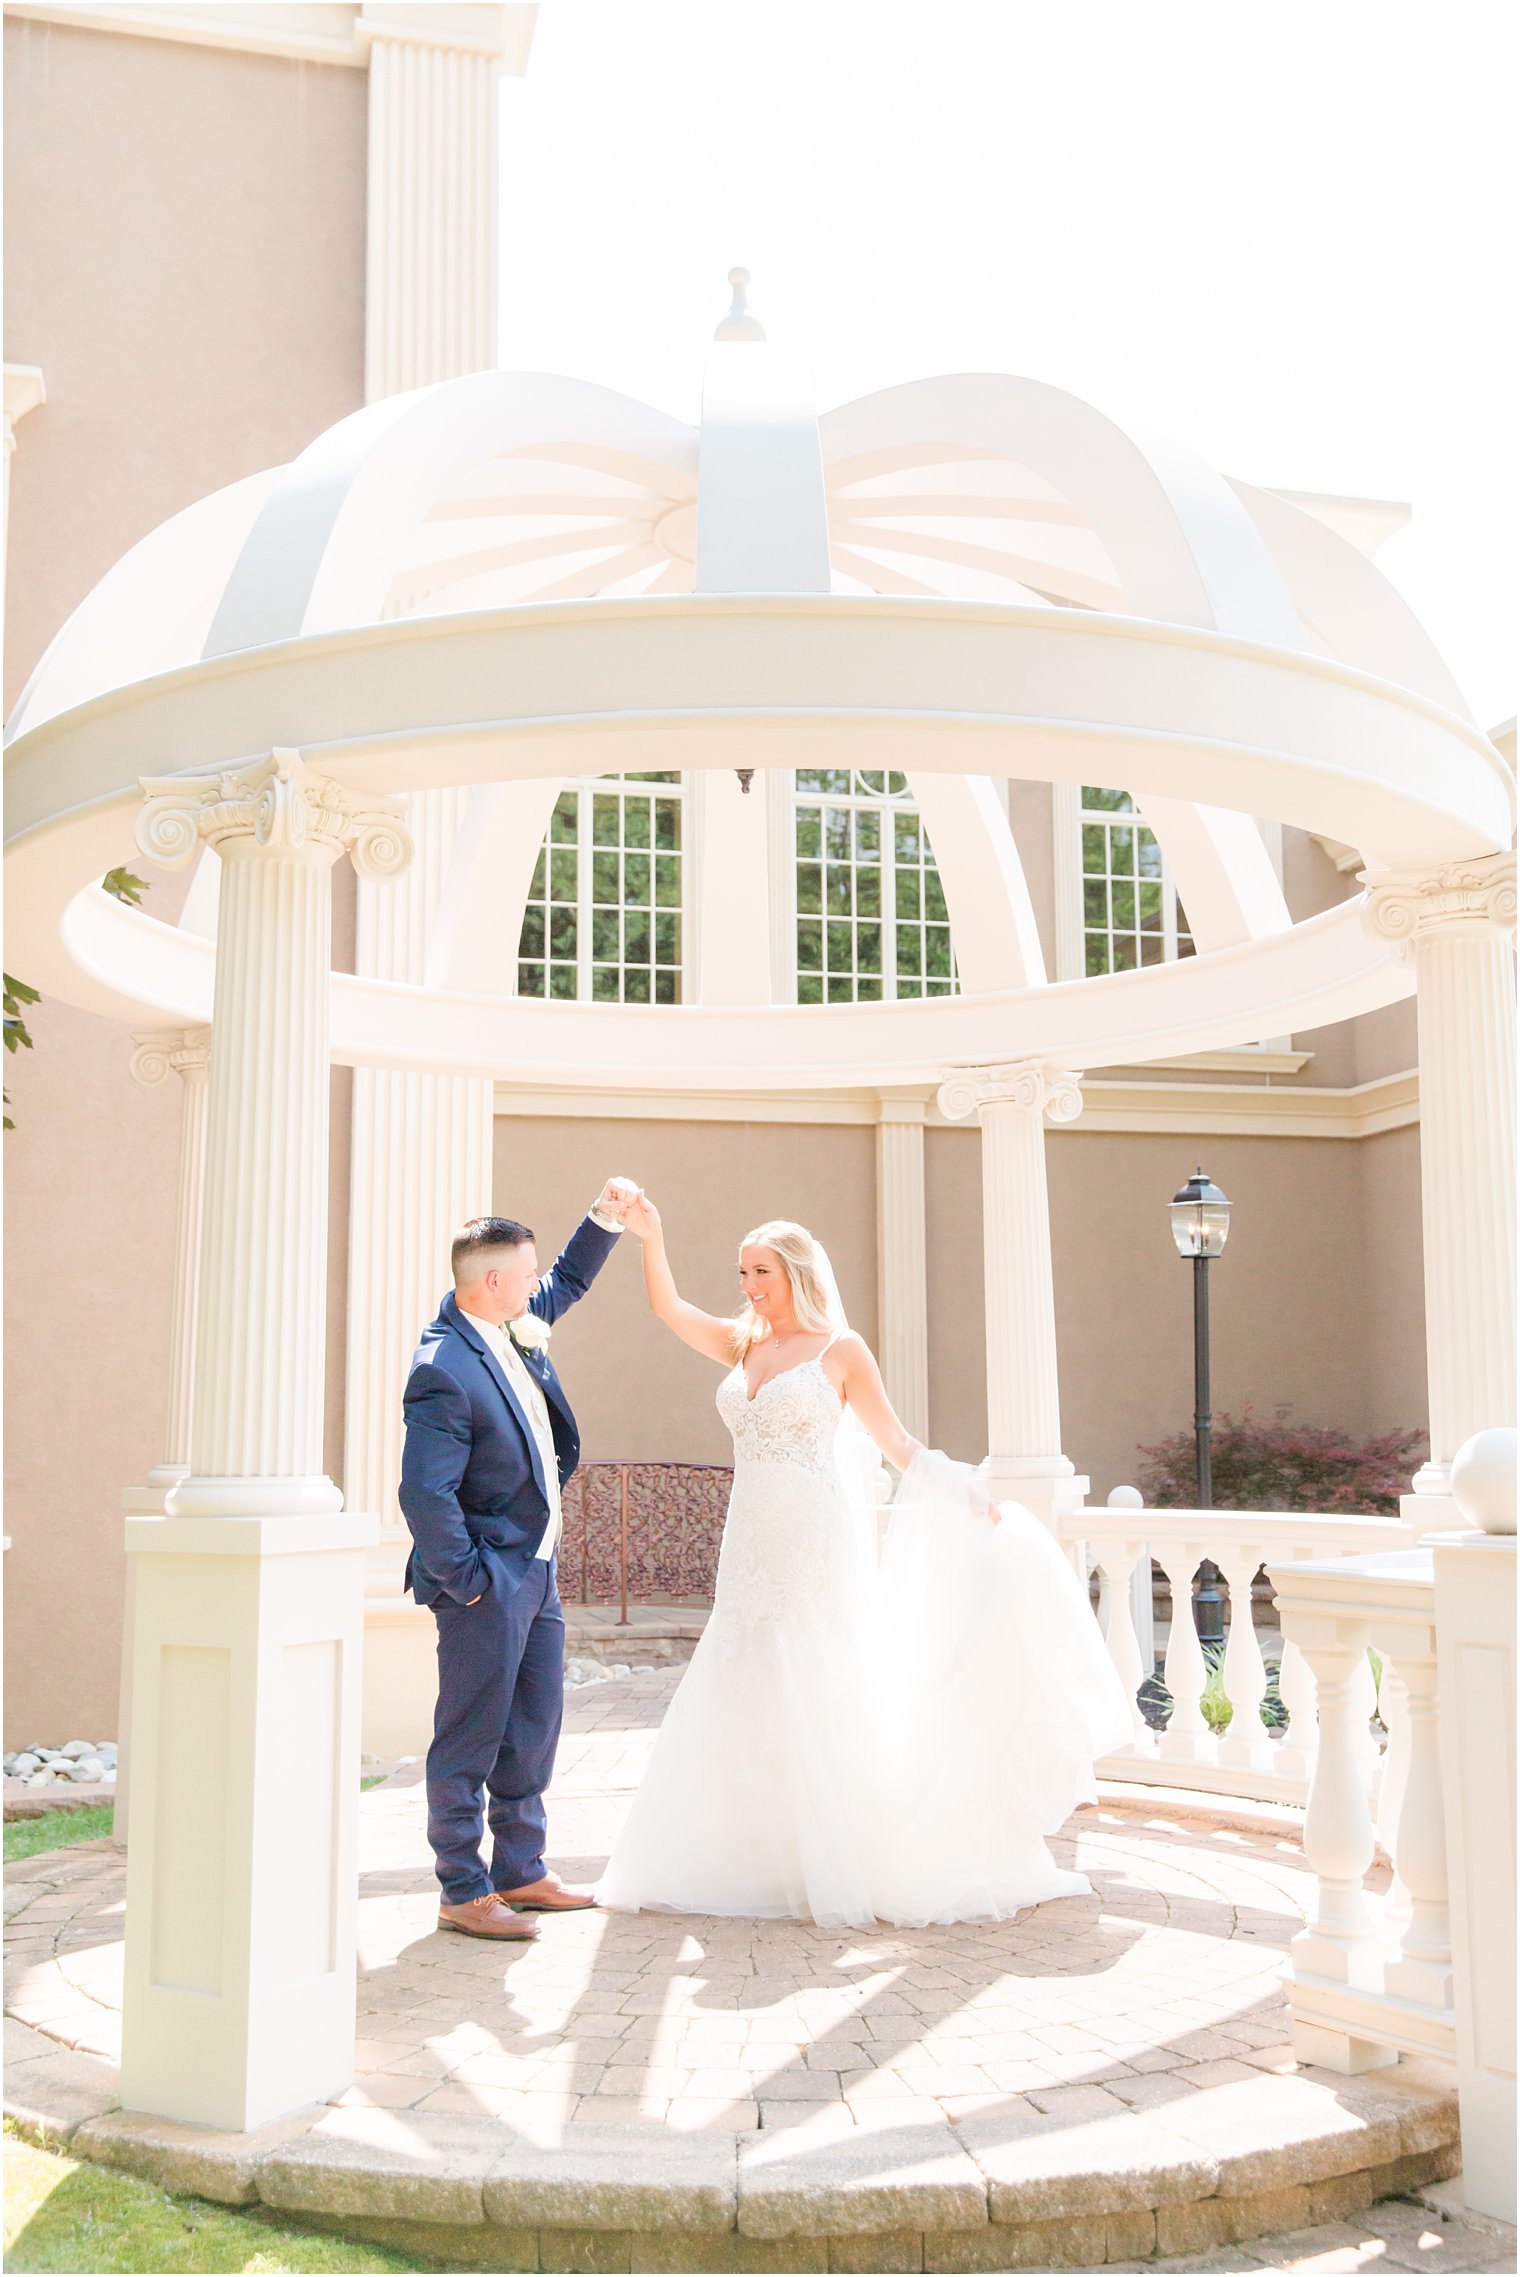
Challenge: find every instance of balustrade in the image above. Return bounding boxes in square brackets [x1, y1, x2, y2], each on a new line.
[1268, 1547, 1455, 2075]
[1063, 1502, 1411, 1805]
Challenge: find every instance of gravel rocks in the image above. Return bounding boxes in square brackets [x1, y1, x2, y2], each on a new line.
[4, 1740, 117, 1787]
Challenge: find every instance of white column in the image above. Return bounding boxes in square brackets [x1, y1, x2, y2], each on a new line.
[936, 1059, 1087, 1522]
[349, 7, 515, 1752]
[347, 786, 495, 1759]
[120, 751, 412, 2132]
[876, 1098, 928, 1442]
[116, 1028, 211, 1844]
[362, 15, 509, 398]
[1363, 856, 1517, 1510]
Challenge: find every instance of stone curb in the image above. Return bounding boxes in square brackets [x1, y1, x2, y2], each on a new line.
[3, 2057, 1463, 2258]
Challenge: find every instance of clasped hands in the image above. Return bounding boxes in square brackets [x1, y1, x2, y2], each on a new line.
[595, 1177, 659, 1239]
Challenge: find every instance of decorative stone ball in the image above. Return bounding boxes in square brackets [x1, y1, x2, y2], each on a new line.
[1451, 1429, 1518, 1536]
[1109, 1484, 1145, 1510]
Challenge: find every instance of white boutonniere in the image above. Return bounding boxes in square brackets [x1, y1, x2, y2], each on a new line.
[509, 1314, 551, 1357]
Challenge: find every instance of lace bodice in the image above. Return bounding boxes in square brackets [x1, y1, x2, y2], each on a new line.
[717, 1355, 844, 1478]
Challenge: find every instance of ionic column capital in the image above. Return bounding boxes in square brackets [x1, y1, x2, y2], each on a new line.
[1360, 853, 1517, 953]
[937, 1059, 1084, 1126]
[130, 1026, 212, 1089]
[137, 749, 413, 882]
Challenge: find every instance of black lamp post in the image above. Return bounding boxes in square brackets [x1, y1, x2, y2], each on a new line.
[1168, 1168, 1232, 1647]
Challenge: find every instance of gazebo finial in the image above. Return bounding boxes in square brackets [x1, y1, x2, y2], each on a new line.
[714, 265, 765, 343]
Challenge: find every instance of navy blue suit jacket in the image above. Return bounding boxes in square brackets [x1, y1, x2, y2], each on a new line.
[398, 1215, 620, 1609]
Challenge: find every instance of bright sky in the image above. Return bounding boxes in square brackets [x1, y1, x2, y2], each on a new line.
[499, 1, 1516, 731]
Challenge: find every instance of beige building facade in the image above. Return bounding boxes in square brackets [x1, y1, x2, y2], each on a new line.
[3, 2, 1441, 1745]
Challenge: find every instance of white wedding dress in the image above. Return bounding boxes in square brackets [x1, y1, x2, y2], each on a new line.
[596, 1350, 1134, 1928]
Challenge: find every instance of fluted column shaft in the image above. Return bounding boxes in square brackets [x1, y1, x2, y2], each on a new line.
[876, 1101, 929, 1442]
[129, 1028, 212, 1479]
[347, 784, 494, 1560]
[937, 1060, 1085, 1516]
[136, 751, 413, 1514]
[1364, 856, 1517, 1497]
[365, 33, 501, 395]
[350, 13, 507, 1609]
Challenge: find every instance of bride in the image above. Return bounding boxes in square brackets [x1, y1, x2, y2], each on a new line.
[596, 1204, 1133, 1928]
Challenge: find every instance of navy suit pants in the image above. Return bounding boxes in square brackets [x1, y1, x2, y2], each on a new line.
[426, 1550, 564, 1903]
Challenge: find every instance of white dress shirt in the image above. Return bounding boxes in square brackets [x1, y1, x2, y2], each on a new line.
[460, 1308, 564, 1560]
[459, 1210, 621, 1562]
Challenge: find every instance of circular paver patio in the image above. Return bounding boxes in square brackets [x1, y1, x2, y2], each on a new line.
[7, 1669, 1335, 2124]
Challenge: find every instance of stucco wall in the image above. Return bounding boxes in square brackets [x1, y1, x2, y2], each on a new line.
[924, 1120, 1428, 1505]
[483, 1111, 1429, 1512]
[2, 19, 366, 1743]
[491, 1115, 880, 1466]
[3, 14, 366, 711]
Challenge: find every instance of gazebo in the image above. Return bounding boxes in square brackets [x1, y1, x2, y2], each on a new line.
[4, 282, 1514, 2133]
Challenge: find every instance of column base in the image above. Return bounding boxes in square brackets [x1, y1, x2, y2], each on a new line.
[121, 1508, 376, 2132]
[166, 1474, 344, 1520]
[362, 1597, 440, 1759]
[984, 1458, 1089, 1530]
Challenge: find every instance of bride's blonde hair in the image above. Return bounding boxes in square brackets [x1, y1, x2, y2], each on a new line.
[732, 1220, 834, 1356]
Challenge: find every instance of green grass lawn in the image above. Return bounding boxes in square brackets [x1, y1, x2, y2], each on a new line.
[4, 1806, 116, 1866]
[3, 2132, 434, 2274]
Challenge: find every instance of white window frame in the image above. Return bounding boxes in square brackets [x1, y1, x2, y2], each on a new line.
[787, 768, 958, 1005]
[515, 771, 693, 1004]
[1051, 781, 1295, 1056]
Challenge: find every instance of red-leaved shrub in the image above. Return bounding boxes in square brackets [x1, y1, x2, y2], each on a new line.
[1137, 1405, 1426, 1517]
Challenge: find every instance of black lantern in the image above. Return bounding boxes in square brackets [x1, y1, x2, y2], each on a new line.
[1168, 1168, 1232, 1644]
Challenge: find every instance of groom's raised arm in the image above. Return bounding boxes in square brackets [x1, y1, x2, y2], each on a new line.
[530, 1177, 634, 1324]
[399, 1364, 488, 1605]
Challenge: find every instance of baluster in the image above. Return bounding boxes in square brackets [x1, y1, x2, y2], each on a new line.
[1381, 1636, 1453, 2015]
[1218, 1545, 1274, 1773]
[1353, 1644, 1382, 1795]
[1154, 1542, 1213, 1764]
[1374, 1659, 1412, 1935]
[1096, 1546, 1155, 1755]
[1275, 1637, 1319, 1784]
[1287, 1623, 1398, 2072]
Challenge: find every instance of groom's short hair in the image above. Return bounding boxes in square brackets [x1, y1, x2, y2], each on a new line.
[452, 1215, 535, 1282]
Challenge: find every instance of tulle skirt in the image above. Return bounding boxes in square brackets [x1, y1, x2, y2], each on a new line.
[595, 1448, 1134, 1927]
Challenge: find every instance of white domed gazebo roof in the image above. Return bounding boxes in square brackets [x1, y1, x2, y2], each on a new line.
[6, 276, 1511, 1088]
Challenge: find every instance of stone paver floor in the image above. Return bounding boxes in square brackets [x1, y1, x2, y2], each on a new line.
[7, 1670, 1513, 2271]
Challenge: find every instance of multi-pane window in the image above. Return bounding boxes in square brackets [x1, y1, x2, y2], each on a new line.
[517, 773, 686, 1003]
[793, 769, 956, 1004]
[1080, 787, 1193, 974]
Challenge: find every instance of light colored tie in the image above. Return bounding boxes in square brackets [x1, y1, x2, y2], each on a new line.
[496, 1330, 561, 1561]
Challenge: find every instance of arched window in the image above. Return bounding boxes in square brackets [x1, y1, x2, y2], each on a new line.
[1077, 786, 1193, 974]
[792, 769, 957, 1004]
[517, 773, 688, 1003]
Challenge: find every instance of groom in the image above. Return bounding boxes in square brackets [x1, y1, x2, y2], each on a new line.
[399, 1182, 636, 1939]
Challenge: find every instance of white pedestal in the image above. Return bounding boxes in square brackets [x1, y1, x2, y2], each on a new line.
[1430, 1530, 1516, 2223]
[362, 1590, 442, 1760]
[120, 1511, 376, 2133]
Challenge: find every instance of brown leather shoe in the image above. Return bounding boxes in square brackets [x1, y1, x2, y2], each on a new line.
[437, 1892, 539, 1940]
[495, 1872, 597, 1913]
